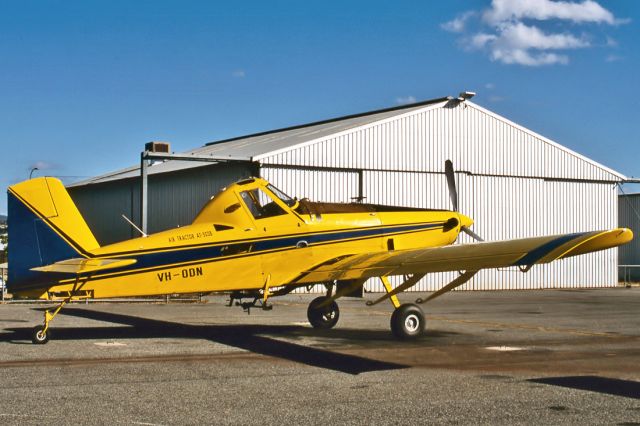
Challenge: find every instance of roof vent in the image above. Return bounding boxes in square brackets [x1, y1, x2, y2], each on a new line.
[145, 141, 171, 153]
[457, 91, 476, 101]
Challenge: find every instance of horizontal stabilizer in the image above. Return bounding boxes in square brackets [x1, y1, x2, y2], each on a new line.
[31, 258, 137, 275]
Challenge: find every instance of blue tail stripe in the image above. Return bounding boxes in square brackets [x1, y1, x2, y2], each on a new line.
[7, 192, 80, 291]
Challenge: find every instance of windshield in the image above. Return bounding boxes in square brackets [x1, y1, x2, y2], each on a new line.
[267, 184, 297, 207]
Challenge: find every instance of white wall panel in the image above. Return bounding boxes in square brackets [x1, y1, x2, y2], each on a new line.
[452, 175, 618, 290]
[261, 166, 618, 291]
[262, 102, 620, 182]
[270, 167, 618, 292]
[258, 99, 621, 291]
[260, 166, 359, 203]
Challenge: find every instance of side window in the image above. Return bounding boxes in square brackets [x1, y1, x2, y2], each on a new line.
[240, 191, 261, 218]
[240, 189, 287, 219]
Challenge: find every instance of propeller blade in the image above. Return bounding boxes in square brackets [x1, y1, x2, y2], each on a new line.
[445, 160, 458, 212]
[461, 226, 484, 242]
[445, 160, 481, 242]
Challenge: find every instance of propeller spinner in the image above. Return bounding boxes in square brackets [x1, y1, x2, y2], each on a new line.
[444, 160, 484, 242]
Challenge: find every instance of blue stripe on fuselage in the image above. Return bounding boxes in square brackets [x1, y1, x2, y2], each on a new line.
[70, 221, 445, 282]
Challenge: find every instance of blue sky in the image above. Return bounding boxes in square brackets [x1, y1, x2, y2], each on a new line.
[1, 0, 639, 214]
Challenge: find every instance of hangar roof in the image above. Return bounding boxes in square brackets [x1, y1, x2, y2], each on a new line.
[198, 98, 449, 158]
[69, 95, 626, 187]
[70, 97, 449, 186]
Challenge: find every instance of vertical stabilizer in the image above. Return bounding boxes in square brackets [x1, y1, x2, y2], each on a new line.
[7, 177, 99, 291]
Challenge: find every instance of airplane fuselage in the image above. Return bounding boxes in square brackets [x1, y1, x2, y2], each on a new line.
[18, 178, 470, 299]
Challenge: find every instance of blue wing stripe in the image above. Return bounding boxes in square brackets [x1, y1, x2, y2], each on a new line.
[513, 232, 587, 267]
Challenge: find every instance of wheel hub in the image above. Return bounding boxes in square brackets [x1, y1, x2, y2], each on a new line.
[404, 314, 420, 333]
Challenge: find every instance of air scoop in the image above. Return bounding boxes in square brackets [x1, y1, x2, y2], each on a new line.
[443, 217, 459, 232]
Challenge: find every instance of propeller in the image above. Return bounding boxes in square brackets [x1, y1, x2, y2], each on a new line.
[444, 160, 458, 212]
[444, 160, 484, 242]
[461, 225, 484, 242]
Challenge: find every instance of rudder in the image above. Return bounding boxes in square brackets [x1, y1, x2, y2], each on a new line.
[7, 177, 99, 292]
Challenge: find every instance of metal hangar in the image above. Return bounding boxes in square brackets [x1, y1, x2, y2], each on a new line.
[68, 94, 627, 291]
[619, 193, 640, 282]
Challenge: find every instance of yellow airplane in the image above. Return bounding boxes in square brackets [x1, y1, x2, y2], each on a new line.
[7, 161, 633, 344]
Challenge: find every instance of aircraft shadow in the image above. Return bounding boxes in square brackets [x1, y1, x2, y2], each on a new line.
[528, 376, 640, 400]
[2, 308, 410, 375]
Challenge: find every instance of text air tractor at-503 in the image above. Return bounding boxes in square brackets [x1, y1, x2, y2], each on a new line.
[7, 161, 633, 344]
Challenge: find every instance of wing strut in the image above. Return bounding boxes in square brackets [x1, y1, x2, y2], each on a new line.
[415, 270, 478, 304]
[366, 273, 426, 307]
[379, 276, 401, 309]
[317, 279, 366, 308]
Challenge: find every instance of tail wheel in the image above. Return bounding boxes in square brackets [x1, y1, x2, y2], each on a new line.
[31, 325, 50, 344]
[390, 304, 425, 339]
[307, 296, 340, 329]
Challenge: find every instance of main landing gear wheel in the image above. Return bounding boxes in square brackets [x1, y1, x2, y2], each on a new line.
[307, 296, 340, 329]
[390, 303, 425, 340]
[31, 325, 50, 345]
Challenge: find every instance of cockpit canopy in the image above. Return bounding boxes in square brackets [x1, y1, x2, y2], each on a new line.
[191, 178, 298, 227]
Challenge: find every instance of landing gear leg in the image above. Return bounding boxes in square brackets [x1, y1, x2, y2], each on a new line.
[377, 276, 426, 340]
[31, 280, 85, 345]
[31, 298, 69, 344]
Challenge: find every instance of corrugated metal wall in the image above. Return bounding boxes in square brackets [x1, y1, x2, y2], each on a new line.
[68, 99, 621, 290]
[260, 165, 618, 291]
[70, 179, 139, 244]
[71, 163, 253, 244]
[261, 166, 359, 203]
[259, 100, 620, 290]
[261, 102, 619, 182]
[619, 194, 640, 281]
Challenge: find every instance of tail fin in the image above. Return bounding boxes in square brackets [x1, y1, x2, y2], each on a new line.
[7, 177, 99, 292]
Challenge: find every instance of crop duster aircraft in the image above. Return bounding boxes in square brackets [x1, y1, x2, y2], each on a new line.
[7, 161, 633, 344]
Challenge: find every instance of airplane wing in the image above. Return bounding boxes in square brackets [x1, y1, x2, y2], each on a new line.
[294, 228, 633, 284]
[31, 258, 137, 275]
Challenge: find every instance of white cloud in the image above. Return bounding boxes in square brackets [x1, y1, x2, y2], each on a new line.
[485, 83, 496, 90]
[483, 0, 616, 25]
[232, 69, 246, 78]
[471, 23, 587, 66]
[442, 0, 623, 67]
[605, 54, 622, 63]
[491, 48, 569, 66]
[441, 11, 475, 33]
[396, 96, 417, 105]
[471, 33, 498, 49]
[500, 22, 589, 50]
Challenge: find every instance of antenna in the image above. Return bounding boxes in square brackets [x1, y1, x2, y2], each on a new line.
[121, 214, 148, 237]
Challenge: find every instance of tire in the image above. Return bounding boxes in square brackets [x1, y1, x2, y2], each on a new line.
[390, 304, 425, 340]
[31, 325, 50, 344]
[307, 296, 340, 329]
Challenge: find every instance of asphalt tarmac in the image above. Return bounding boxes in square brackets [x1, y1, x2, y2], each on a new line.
[1, 288, 640, 425]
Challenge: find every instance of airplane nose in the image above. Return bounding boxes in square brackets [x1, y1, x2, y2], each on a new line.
[458, 213, 474, 229]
